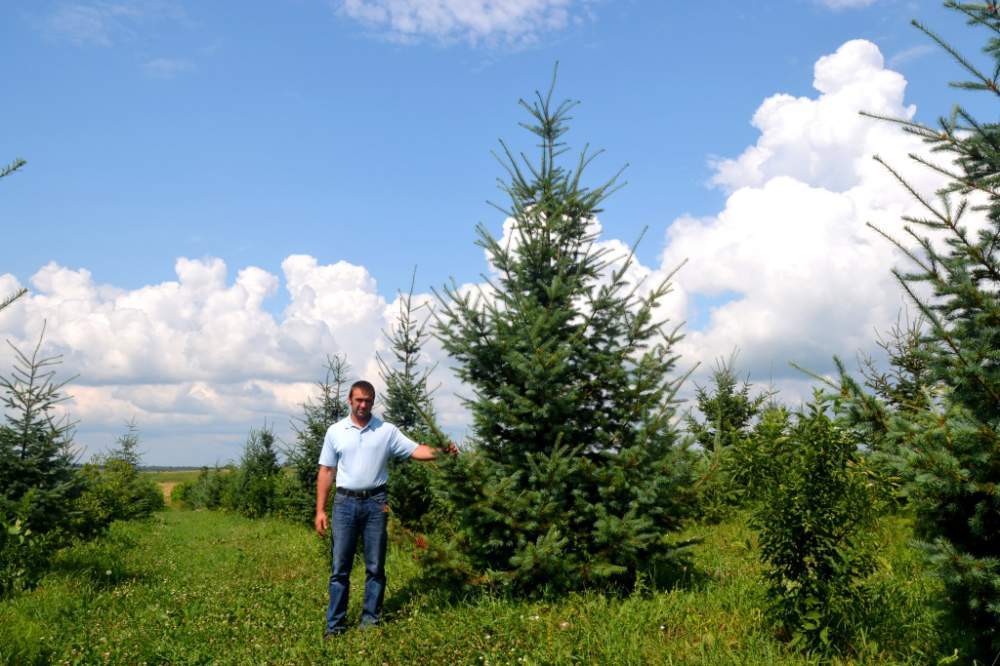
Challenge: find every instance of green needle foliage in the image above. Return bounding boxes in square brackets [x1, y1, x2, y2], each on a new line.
[108, 420, 143, 469]
[172, 424, 291, 518]
[378, 270, 443, 529]
[423, 73, 696, 596]
[858, 313, 934, 420]
[0, 332, 83, 596]
[0, 158, 25, 180]
[686, 352, 772, 520]
[0, 334, 80, 533]
[834, 3, 1000, 659]
[232, 424, 283, 519]
[285, 354, 350, 523]
[686, 352, 770, 452]
[0, 290, 26, 315]
[379, 271, 439, 438]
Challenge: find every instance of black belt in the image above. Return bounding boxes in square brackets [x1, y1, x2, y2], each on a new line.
[336, 485, 387, 499]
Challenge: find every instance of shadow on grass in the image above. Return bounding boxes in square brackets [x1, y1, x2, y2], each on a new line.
[644, 540, 712, 594]
[382, 577, 475, 621]
[380, 537, 712, 625]
[48, 530, 144, 589]
[929, 606, 993, 666]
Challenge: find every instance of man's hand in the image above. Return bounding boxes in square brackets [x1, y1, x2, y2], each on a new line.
[315, 465, 335, 536]
[315, 511, 329, 537]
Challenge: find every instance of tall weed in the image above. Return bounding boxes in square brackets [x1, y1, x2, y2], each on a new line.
[752, 395, 883, 656]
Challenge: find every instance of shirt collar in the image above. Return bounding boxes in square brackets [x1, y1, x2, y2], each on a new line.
[342, 415, 381, 432]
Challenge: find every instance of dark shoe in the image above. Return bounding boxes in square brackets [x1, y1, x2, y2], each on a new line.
[323, 628, 346, 641]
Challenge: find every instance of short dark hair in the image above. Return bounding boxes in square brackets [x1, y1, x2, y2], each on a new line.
[349, 380, 376, 400]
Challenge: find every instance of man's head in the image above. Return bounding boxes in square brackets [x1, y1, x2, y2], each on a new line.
[348, 380, 376, 424]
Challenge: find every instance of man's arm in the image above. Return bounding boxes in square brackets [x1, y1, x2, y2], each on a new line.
[410, 444, 437, 461]
[314, 465, 336, 536]
[410, 442, 458, 461]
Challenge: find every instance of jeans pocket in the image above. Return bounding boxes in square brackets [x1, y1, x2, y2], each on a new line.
[371, 492, 389, 514]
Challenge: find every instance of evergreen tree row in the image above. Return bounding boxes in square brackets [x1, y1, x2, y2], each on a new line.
[0, 336, 164, 597]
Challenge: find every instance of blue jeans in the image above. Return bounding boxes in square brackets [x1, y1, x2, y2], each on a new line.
[326, 490, 388, 632]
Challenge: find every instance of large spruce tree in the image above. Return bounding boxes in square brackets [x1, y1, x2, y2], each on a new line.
[839, 3, 1000, 658]
[425, 76, 695, 595]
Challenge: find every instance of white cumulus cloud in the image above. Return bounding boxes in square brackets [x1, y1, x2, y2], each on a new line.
[662, 39, 960, 402]
[0, 256, 405, 464]
[710, 40, 918, 193]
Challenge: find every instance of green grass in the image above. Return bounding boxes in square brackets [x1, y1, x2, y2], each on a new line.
[0, 510, 961, 665]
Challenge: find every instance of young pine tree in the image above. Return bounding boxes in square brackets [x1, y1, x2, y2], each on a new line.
[378, 271, 444, 528]
[76, 420, 164, 529]
[686, 353, 771, 519]
[425, 75, 696, 595]
[686, 352, 769, 451]
[842, 3, 1000, 658]
[0, 332, 81, 534]
[858, 313, 934, 419]
[286, 355, 350, 523]
[0, 331, 82, 595]
[830, 315, 939, 510]
[107, 419, 143, 468]
[233, 424, 282, 518]
[836, 312, 937, 462]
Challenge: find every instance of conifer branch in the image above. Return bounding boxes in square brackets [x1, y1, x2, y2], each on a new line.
[867, 222, 936, 275]
[873, 155, 952, 226]
[913, 18, 1000, 94]
[908, 153, 999, 198]
[0, 288, 28, 312]
[0, 158, 26, 180]
[860, 111, 942, 138]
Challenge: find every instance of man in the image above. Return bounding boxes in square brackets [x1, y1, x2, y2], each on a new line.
[314, 379, 447, 636]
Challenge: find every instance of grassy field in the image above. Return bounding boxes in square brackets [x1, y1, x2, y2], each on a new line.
[142, 470, 205, 485]
[0, 507, 963, 665]
[142, 469, 213, 508]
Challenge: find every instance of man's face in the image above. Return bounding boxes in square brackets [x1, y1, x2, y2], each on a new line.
[349, 389, 374, 422]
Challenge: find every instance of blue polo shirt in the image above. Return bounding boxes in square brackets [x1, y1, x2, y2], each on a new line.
[318, 415, 419, 490]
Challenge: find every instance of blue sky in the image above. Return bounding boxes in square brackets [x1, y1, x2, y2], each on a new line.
[2, 0, 972, 296]
[0, 1, 988, 464]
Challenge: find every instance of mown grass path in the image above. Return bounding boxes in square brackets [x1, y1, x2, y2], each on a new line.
[0, 509, 946, 665]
